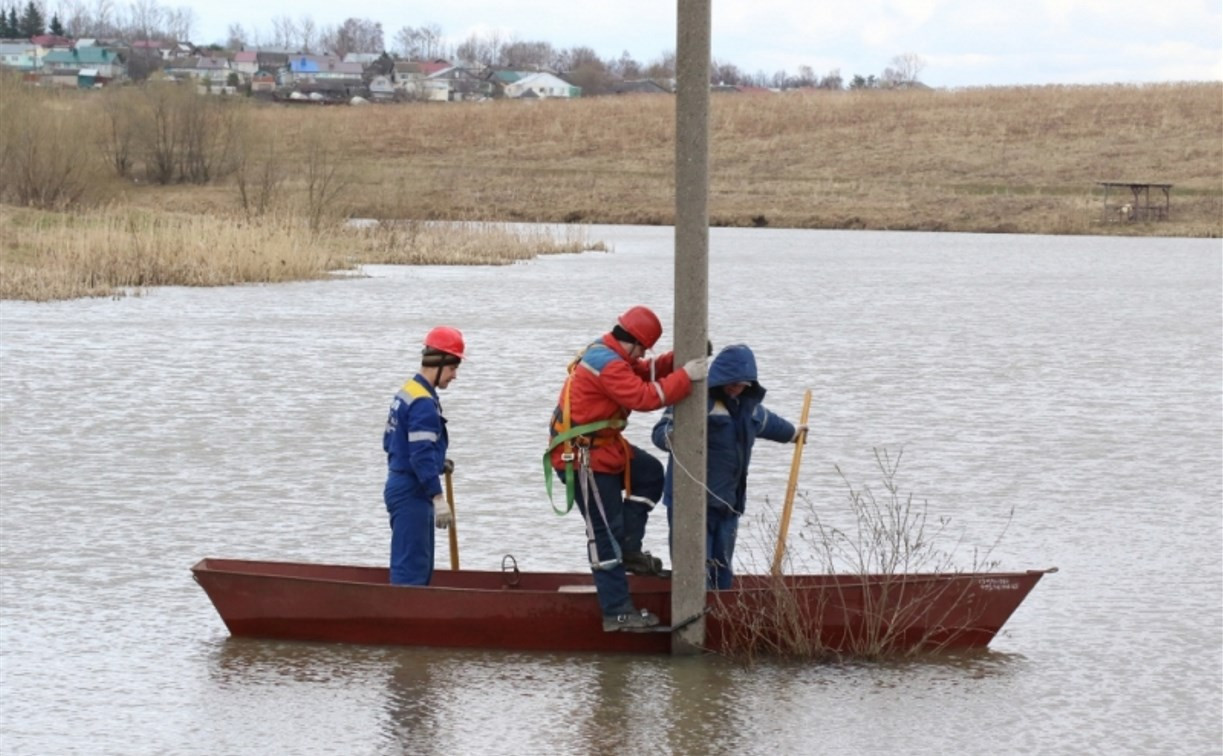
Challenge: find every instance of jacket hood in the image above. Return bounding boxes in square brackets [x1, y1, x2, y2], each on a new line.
[708, 344, 764, 394]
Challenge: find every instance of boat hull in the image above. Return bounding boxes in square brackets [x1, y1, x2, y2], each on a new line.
[192, 558, 1049, 656]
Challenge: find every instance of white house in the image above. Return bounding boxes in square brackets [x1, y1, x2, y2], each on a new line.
[503, 71, 580, 99]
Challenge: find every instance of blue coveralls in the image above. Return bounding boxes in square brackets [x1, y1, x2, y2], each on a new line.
[383, 374, 448, 585]
[652, 344, 796, 589]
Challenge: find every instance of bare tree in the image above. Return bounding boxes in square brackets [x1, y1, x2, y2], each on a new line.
[0, 71, 98, 208]
[559, 47, 613, 95]
[818, 68, 843, 90]
[394, 25, 421, 59]
[609, 50, 641, 79]
[225, 22, 246, 50]
[271, 15, 296, 49]
[300, 125, 348, 233]
[331, 17, 383, 58]
[501, 39, 555, 70]
[711, 58, 744, 85]
[164, 6, 193, 43]
[96, 85, 139, 177]
[882, 52, 926, 87]
[643, 51, 675, 81]
[127, 0, 165, 42]
[233, 130, 285, 220]
[56, 0, 92, 37]
[298, 15, 315, 52]
[455, 30, 504, 66]
[90, 0, 115, 36]
[418, 23, 441, 58]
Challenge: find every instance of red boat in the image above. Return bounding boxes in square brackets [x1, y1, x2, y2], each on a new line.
[192, 557, 1053, 656]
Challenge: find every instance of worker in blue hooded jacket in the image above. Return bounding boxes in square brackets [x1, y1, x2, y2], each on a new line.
[651, 344, 806, 589]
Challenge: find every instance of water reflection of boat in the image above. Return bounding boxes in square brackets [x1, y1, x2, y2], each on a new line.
[192, 557, 1053, 656]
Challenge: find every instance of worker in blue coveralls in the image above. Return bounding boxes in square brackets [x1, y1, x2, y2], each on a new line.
[651, 344, 806, 590]
[383, 326, 465, 585]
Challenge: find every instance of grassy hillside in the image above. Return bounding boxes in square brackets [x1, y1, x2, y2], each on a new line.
[123, 82, 1222, 237]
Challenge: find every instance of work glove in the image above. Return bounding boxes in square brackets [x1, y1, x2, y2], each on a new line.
[683, 356, 709, 382]
[442, 458, 454, 475]
[792, 425, 809, 443]
[433, 493, 452, 529]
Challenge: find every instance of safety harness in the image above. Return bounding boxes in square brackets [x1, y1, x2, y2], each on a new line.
[543, 353, 634, 571]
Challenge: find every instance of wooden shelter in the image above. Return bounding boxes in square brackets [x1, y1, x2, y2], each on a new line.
[1098, 182, 1172, 223]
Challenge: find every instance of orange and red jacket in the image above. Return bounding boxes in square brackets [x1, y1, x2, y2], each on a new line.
[550, 332, 693, 475]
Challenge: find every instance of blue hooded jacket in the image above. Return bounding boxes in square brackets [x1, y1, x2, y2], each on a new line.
[652, 344, 796, 515]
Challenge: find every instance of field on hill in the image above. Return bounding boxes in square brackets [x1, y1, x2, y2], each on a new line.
[127, 82, 1222, 237]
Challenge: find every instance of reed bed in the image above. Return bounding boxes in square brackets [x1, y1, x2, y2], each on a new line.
[350, 221, 606, 265]
[0, 206, 604, 301]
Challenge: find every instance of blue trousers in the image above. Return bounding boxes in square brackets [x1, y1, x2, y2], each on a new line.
[385, 476, 436, 586]
[665, 504, 741, 590]
[706, 507, 740, 590]
[560, 445, 664, 615]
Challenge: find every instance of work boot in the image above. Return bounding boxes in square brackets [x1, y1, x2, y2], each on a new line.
[623, 551, 670, 578]
[602, 607, 661, 632]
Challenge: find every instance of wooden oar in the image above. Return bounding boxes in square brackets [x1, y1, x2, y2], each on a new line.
[771, 389, 811, 576]
[444, 470, 460, 570]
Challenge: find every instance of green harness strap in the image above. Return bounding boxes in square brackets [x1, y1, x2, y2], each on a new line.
[543, 418, 626, 515]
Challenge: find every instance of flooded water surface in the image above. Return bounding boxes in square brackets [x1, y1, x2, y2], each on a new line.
[1, 227, 1220, 754]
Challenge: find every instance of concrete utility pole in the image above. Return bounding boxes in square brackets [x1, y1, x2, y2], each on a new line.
[671, 0, 710, 655]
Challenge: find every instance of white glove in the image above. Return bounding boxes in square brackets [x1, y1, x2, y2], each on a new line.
[683, 356, 709, 382]
[792, 425, 809, 443]
[433, 493, 452, 529]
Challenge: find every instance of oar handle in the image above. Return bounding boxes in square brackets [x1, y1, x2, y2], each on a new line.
[772, 389, 811, 576]
[445, 470, 460, 570]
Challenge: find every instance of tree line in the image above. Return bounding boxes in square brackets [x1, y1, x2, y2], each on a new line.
[1, 0, 926, 92]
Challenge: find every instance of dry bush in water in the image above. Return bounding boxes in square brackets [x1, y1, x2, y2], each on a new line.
[712, 448, 1012, 662]
[349, 221, 607, 265]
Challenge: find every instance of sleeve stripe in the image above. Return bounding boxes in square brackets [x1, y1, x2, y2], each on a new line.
[407, 431, 439, 443]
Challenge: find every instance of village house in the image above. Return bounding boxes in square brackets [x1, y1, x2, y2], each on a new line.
[161, 55, 235, 93]
[250, 70, 277, 93]
[367, 74, 395, 101]
[40, 45, 126, 85]
[427, 64, 494, 101]
[503, 71, 581, 99]
[343, 52, 379, 66]
[0, 40, 38, 72]
[129, 39, 174, 60]
[232, 50, 258, 77]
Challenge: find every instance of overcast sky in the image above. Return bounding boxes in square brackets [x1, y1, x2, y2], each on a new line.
[187, 0, 1221, 88]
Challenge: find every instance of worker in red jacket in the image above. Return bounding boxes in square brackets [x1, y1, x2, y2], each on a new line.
[547, 306, 708, 631]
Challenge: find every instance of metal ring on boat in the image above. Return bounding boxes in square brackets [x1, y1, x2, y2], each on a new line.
[501, 554, 521, 587]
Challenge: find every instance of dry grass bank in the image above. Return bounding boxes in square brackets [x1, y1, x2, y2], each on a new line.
[3, 81, 1219, 300]
[0, 206, 601, 301]
[125, 82, 1222, 237]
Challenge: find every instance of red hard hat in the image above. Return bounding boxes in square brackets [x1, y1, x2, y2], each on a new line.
[423, 326, 466, 359]
[617, 306, 662, 349]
